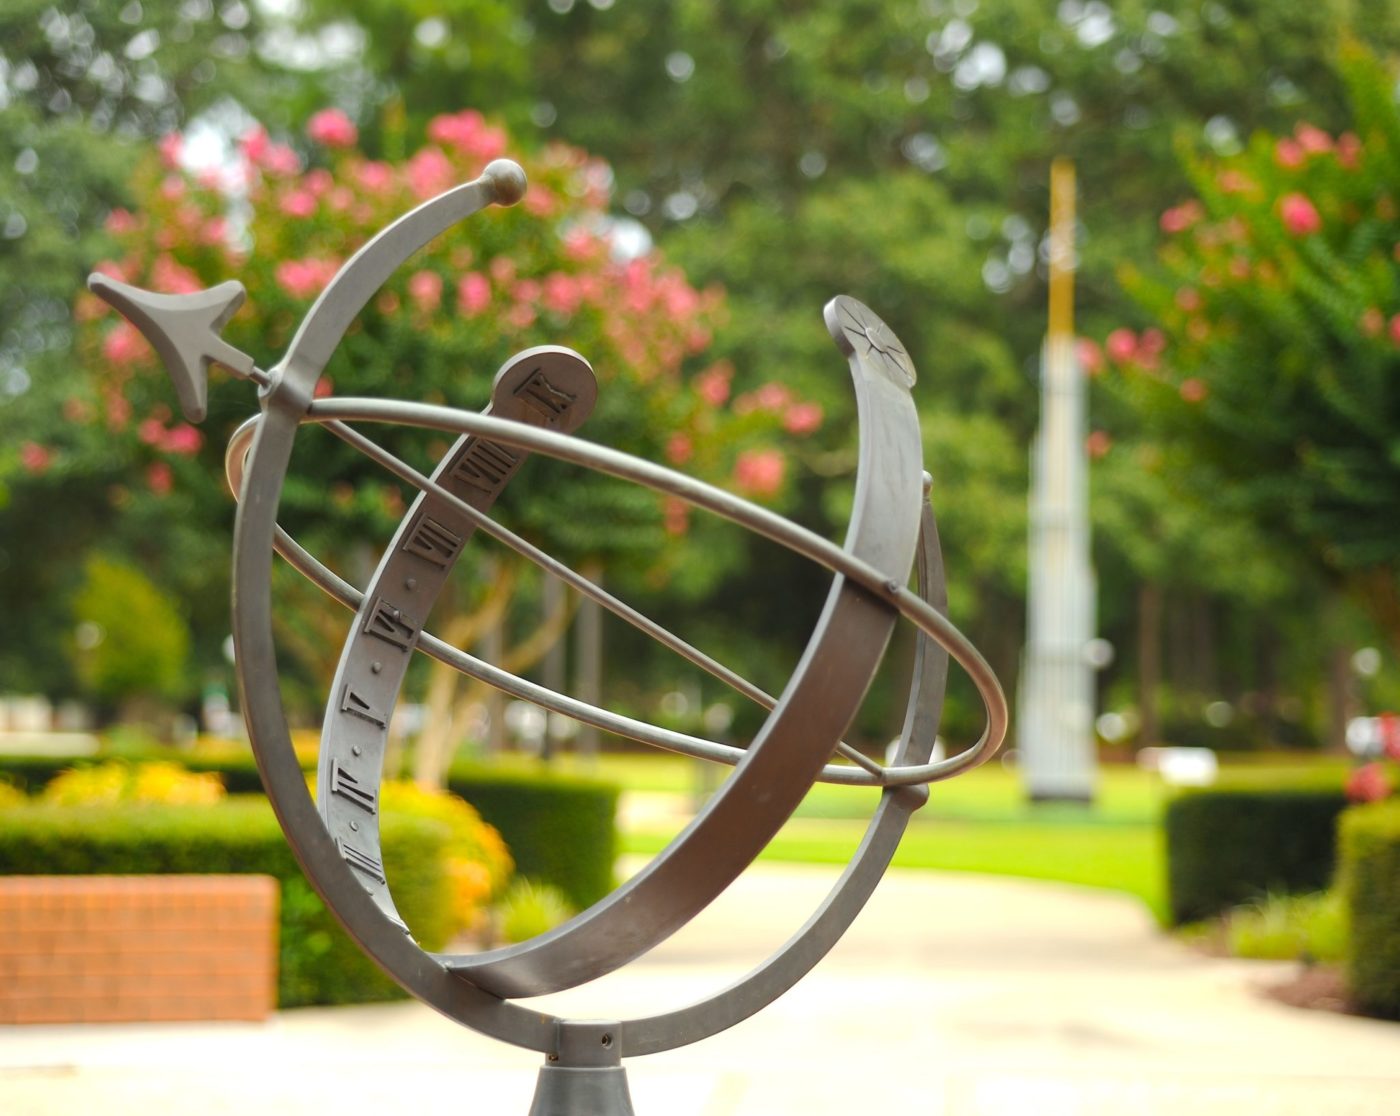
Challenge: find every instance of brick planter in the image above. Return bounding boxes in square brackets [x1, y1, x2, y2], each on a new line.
[0, 875, 279, 1023]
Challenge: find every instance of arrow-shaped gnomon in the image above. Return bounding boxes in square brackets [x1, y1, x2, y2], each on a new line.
[87, 273, 260, 423]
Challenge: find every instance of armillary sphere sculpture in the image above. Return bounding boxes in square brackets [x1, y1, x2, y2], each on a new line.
[90, 157, 1008, 1115]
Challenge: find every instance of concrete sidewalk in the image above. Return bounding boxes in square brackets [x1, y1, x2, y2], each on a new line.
[3, 864, 1398, 1114]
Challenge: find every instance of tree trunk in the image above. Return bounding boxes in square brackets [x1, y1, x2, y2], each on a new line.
[413, 560, 516, 789]
[1137, 581, 1161, 750]
[1327, 641, 1354, 755]
[541, 575, 567, 761]
[574, 560, 604, 765]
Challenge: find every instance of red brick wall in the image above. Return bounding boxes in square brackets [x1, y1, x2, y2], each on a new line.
[0, 875, 279, 1023]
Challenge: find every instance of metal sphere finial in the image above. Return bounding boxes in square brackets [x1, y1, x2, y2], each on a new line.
[483, 158, 528, 206]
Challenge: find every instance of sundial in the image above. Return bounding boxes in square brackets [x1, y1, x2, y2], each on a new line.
[91, 158, 1008, 1114]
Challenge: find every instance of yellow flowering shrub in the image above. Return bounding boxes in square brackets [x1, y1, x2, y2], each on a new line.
[42, 761, 225, 806]
[379, 781, 513, 934]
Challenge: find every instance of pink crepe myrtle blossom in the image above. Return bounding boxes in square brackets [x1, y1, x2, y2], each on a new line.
[19, 442, 52, 474]
[693, 362, 732, 407]
[1179, 378, 1208, 403]
[665, 434, 693, 464]
[407, 146, 454, 199]
[103, 322, 147, 365]
[408, 270, 444, 312]
[1218, 170, 1255, 195]
[279, 190, 317, 219]
[104, 208, 138, 235]
[733, 449, 786, 498]
[275, 258, 339, 300]
[428, 111, 479, 148]
[1274, 138, 1305, 169]
[1280, 193, 1322, 237]
[356, 161, 394, 195]
[489, 256, 517, 285]
[1336, 132, 1362, 169]
[504, 302, 537, 330]
[1085, 430, 1112, 459]
[457, 272, 491, 316]
[1159, 202, 1203, 235]
[1105, 329, 1137, 364]
[1388, 314, 1400, 347]
[146, 461, 173, 496]
[523, 184, 557, 218]
[1294, 123, 1332, 154]
[158, 132, 183, 169]
[261, 143, 301, 177]
[663, 495, 689, 537]
[542, 272, 582, 316]
[240, 125, 269, 165]
[163, 424, 203, 456]
[307, 108, 357, 149]
[783, 401, 823, 436]
[1346, 762, 1392, 804]
[1075, 338, 1104, 376]
[104, 391, 132, 428]
[138, 418, 165, 446]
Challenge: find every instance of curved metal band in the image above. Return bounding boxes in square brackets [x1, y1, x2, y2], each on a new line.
[231, 167, 559, 1050]
[313, 348, 597, 932]
[425, 309, 927, 998]
[625, 496, 949, 1055]
[222, 416, 987, 789]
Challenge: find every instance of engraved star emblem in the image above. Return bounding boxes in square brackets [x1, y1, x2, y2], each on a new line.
[831, 297, 917, 386]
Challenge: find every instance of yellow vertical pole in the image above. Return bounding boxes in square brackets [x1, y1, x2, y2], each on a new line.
[1048, 157, 1076, 343]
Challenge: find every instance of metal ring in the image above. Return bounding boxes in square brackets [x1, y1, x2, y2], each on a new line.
[222, 415, 996, 790]
[304, 395, 1009, 785]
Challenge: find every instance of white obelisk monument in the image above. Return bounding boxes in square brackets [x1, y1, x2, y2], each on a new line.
[1018, 159, 1097, 802]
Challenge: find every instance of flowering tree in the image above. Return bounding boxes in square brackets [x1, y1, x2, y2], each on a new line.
[43, 107, 821, 738]
[1105, 46, 1400, 655]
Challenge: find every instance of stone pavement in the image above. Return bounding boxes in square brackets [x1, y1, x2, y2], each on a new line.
[2, 864, 1398, 1115]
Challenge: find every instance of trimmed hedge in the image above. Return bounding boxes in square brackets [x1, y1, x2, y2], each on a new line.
[447, 763, 619, 911]
[1165, 782, 1349, 924]
[0, 798, 453, 1007]
[1, 750, 622, 915]
[0, 750, 282, 796]
[1339, 800, 1400, 1020]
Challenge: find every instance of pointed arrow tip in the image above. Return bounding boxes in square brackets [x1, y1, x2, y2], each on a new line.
[87, 273, 255, 424]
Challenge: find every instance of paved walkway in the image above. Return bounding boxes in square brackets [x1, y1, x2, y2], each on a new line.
[3, 864, 1398, 1114]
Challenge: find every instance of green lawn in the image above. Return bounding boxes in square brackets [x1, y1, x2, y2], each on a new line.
[623, 813, 1168, 921]
[599, 752, 1349, 924]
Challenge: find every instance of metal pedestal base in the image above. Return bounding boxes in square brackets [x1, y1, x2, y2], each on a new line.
[527, 1064, 636, 1115]
[527, 1021, 635, 1116]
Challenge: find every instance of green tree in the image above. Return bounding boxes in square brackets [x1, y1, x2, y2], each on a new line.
[55, 109, 817, 766]
[70, 554, 191, 711]
[1110, 45, 1400, 655]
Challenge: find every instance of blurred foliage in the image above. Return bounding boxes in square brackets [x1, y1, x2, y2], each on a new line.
[1223, 889, 1348, 963]
[69, 554, 191, 706]
[1112, 44, 1400, 648]
[380, 779, 513, 933]
[1339, 798, 1400, 1018]
[495, 875, 577, 943]
[446, 761, 618, 910]
[41, 758, 223, 806]
[3, 0, 1400, 750]
[1165, 782, 1349, 923]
